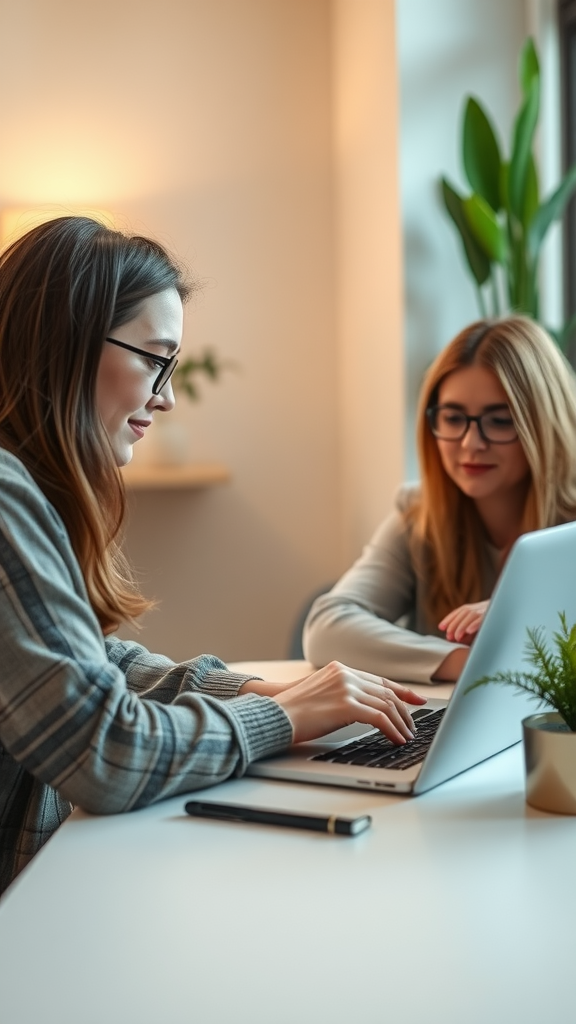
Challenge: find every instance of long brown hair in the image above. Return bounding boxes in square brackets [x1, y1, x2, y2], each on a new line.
[409, 315, 576, 624]
[0, 216, 191, 633]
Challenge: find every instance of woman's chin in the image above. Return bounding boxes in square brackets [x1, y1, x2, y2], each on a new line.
[114, 445, 134, 468]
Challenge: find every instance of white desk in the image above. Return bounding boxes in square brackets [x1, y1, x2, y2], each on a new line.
[1, 662, 575, 1024]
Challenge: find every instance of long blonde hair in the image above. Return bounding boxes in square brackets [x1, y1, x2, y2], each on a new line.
[409, 315, 576, 624]
[0, 216, 191, 634]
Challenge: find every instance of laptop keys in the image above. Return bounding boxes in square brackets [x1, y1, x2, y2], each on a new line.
[310, 708, 446, 770]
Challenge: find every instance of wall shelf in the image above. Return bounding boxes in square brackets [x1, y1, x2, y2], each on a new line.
[122, 461, 230, 491]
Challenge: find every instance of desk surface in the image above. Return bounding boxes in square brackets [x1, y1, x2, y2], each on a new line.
[1, 662, 575, 1024]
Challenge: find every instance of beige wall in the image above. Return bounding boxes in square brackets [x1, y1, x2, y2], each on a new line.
[0, 0, 404, 662]
[333, 0, 404, 563]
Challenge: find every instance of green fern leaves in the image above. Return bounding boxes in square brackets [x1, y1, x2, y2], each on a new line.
[468, 612, 576, 731]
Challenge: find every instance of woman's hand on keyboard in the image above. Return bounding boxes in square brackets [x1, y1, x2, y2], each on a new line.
[270, 662, 427, 745]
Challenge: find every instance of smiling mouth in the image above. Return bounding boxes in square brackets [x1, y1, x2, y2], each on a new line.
[128, 421, 150, 440]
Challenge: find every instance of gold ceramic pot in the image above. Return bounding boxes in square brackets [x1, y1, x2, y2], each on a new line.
[523, 712, 576, 814]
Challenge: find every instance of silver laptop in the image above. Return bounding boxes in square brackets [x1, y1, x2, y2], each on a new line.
[248, 520, 576, 795]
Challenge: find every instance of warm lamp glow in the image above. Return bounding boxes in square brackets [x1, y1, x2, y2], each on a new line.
[0, 207, 117, 249]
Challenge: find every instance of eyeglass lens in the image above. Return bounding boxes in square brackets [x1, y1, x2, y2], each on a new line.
[428, 406, 517, 443]
[153, 358, 178, 395]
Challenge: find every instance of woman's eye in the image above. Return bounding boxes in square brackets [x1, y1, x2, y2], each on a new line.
[145, 356, 163, 371]
[486, 414, 513, 428]
[441, 412, 466, 425]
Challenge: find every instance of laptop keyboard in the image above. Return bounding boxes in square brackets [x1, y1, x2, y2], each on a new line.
[310, 707, 446, 770]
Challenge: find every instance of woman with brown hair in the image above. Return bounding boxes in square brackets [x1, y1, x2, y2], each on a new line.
[0, 216, 425, 895]
[304, 316, 576, 684]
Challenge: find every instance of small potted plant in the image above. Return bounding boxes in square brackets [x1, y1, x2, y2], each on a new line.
[138, 347, 228, 466]
[171, 349, 223, 401]
[468, 613, 576, 814]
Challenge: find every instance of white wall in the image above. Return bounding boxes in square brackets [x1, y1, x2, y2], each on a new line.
[397, 0, 531, 479]
[527, 0, 563, 333]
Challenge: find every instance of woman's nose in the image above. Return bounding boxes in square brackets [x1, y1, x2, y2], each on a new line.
[461, 420, 487, 450]
[147, 380, 176, 413]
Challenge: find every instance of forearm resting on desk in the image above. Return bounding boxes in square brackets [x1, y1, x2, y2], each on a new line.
[431, 646, 469, 682]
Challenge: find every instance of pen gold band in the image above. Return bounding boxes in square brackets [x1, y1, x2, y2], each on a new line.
[327, 815, 337, 834]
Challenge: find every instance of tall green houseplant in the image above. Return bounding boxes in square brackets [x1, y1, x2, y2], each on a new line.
[441, 37, 576, 352]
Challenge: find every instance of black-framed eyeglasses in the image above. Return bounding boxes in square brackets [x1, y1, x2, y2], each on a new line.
[105, 337, 178, 395]
[426, 405, 518, 444]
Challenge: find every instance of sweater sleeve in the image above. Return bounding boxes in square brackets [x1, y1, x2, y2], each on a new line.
[104, 636, 264, 702]
[302, 485, 465, 684]
[0, 452, 292, 817]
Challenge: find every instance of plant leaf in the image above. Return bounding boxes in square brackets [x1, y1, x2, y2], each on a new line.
[463, 194, 507, 263]
[171, 347, 226, 401]
[519, 37, 540, 96]
[508, 77, 540, 221]
[500, 161, 509, 212]
[462, 97, 502, 212]
[527, 163, 576, 259]
[465, 612, 576, 730]
[522, 154, 539, 230]
[440, 178, 491, 285]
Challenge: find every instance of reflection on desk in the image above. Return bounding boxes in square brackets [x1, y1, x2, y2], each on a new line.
[1, 662, 574, 1024]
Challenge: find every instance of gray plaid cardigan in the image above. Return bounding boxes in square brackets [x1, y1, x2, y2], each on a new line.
[0, 449, 292, 894]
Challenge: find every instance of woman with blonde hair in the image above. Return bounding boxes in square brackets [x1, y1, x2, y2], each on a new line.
[0, 216, 424, 895]
[303, 315, 576, 684]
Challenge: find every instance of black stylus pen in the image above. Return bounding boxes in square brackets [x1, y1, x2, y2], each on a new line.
[184, 800, 372, 836]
